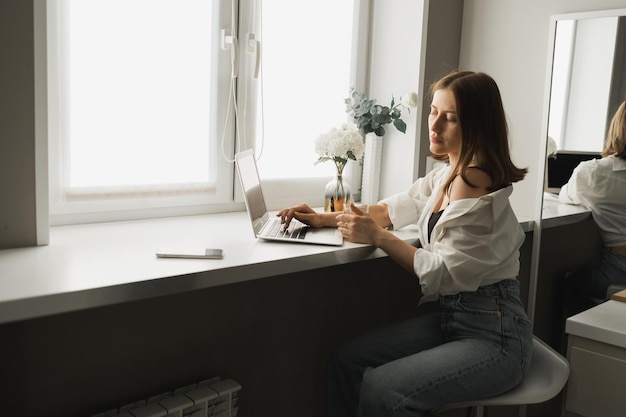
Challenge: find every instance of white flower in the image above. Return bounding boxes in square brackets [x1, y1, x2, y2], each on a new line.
[400, 92, 419, 108]
[314, 123, 365, 167]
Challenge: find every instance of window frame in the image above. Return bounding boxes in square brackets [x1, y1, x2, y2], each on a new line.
[48, 0, 237, 225]
[238, 0, 371, 211]
[47, 0, 371, 225]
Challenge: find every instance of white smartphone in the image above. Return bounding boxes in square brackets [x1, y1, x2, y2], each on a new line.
[156, 248, 224, 259]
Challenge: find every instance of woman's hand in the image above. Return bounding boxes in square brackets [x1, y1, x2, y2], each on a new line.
[337, 203, 418, 273]
[336, 204, 380, 244]
[276, 204, 321, 228]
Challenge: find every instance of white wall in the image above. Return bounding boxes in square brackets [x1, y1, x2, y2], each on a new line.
[369, 0, 426, 195]
[371, 0, 463, 199]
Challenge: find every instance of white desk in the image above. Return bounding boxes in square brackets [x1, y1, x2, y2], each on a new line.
[0, 211, 422, 324]
[0, 207, 535, 325]
[541, 192, 591, 229]
[564, 300, 626, 417]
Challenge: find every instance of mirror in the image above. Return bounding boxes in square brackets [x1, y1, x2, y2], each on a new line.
[547, 8, 626, 154]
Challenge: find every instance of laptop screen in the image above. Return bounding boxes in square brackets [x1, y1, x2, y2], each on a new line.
[235, 149, 268, 223]
[545, 150, 601, 192]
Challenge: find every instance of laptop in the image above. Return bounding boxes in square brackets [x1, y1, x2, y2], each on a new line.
[545, 150, 601, 194]
[235, 149, 343, 246]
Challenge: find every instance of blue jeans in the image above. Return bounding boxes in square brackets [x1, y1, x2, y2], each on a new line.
[326, 279, 533, 417]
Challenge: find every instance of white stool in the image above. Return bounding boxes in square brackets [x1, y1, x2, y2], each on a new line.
[433, 336, 570, 417]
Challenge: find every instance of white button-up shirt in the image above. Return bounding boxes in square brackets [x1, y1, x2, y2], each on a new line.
[559, 155, 626, 247]
[381, 165, 524, 302]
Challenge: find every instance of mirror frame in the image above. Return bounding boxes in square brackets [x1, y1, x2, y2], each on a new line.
[540, 6, 626, 206]
[546, 9, 626, 154]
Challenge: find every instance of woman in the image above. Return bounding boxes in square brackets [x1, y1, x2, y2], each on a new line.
[559, 101, 626, 314]
[277, 70, 532, 416]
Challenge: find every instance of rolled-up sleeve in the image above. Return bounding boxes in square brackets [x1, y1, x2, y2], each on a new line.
[380, 166, 447, 229]
[382, 193, 424, 229]
[559, 161, 594, 205]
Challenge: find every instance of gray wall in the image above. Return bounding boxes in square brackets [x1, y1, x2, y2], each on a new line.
[0, 258, 424, 417]
[0, 1, 39, 249]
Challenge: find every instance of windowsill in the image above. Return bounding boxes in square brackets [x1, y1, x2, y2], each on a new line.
[0, 209, 538, 325]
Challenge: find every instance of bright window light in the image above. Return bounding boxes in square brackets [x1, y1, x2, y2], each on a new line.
[66, 0, 213, 187]
[255, 0, 356, 179]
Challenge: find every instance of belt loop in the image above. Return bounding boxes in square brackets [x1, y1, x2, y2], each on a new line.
[498, 281, 507, 298]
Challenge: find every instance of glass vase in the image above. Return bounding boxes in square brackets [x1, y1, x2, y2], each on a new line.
[324, 171, 352, 212]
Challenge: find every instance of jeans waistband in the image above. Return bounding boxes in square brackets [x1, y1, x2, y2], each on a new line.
[470, 279, 519, 297]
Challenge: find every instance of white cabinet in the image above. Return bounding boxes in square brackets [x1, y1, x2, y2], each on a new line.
[565, 300, 626, 417]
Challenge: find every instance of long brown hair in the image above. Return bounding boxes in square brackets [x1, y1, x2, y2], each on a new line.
[430, 71, 527, 192]
[603, 101, 626, 158]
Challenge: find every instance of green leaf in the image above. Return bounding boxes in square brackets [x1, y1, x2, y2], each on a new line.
[393, 119, 407, 134]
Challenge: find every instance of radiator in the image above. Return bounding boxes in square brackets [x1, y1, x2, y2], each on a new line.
[92, 377, 241, 417]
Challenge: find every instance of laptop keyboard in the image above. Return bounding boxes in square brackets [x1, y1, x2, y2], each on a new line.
[264, 218, 309, 240]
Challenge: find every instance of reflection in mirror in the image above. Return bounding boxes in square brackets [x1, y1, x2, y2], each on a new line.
[547, 11, 626, 153]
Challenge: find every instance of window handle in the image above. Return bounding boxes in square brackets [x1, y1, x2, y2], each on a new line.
[221, 29, 239, 78]
[247, 33, 261, 79]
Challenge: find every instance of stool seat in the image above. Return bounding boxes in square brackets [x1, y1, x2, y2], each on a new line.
[434, 336, 570, 417]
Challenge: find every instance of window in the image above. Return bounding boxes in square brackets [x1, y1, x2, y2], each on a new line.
[48, 0, 365, 224]
[253, 1, 356, 178]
